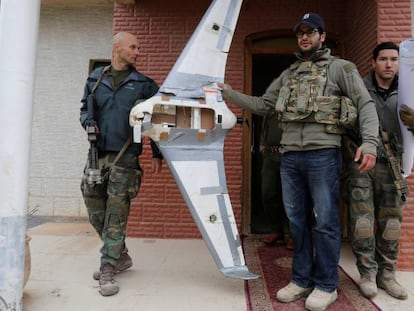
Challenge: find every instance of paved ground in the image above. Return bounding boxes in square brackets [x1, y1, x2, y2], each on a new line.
[27, 215, 88, 229]
[339, 243, 414, 311]
[23, 222, 246, 311]
[22, 218, 414, 311]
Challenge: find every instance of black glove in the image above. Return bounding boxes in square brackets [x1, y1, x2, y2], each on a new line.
[399, 104, 414, 132]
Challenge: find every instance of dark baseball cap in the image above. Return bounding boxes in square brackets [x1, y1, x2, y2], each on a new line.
[293, 13, 325, 33]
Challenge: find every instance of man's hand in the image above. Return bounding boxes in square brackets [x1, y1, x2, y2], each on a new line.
[399, 104, 414, 129]
[151, 158, 162, 174]
[217, 82, 228, 90]
[354, 146, 376, 172]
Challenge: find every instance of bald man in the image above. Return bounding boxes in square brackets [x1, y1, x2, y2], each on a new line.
[80, 32, 162, 296]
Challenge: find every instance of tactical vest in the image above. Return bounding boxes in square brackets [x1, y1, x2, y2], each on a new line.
[275, 58, 357, 134]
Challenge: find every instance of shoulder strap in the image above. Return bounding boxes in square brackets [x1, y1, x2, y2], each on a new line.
[111, 137, 132, 167]
[89, 65, 131, 167]
[91, 65, 111, 94]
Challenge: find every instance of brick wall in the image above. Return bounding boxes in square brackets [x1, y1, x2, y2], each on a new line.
[344, 0, 412, 76]
[114, 0, 349, 238]
[28, 0, 414, 270]
[117, 1, 211, 238]
[114, 0, 414, 270]
[378, 0, 412, 42]
[343, 0, 377, 76]
[412, 0, 414, 33]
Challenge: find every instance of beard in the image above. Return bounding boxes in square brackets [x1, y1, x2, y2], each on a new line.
[300, 42, 322, 59]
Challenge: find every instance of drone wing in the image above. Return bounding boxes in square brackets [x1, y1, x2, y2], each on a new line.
[160, 0, 242, 97]
[130, 0, 258, 280]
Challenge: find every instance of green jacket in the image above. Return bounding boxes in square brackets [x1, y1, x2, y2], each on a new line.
[363, 72, 402, 157]
[223, 48, 378, 155]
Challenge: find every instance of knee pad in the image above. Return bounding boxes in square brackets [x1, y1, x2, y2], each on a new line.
[382, 218, 401, 241]
[354, 217, 373, 239]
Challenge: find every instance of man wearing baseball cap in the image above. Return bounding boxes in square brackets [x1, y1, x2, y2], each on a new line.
[219, 12, 378, 310]
[293, 12, 325, 33]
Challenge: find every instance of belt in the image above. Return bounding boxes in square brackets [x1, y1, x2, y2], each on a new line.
[263, 145, 280, 153]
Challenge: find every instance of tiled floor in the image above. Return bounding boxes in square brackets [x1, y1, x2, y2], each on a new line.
[22, 222, 414, 311]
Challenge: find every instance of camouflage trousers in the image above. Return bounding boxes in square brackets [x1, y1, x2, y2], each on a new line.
[80, 152, 142, 267]
[342, 159, 404, 277]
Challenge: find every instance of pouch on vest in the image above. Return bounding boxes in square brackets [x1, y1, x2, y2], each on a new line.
[297, 83, 311, 113]
[339, 96, 357, 128]
[314, 96, 357, 127]
[314, 96, 341, 124]
[275, 86, 290, 113]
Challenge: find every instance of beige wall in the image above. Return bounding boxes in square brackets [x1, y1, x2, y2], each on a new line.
[29, 0, 113, 217]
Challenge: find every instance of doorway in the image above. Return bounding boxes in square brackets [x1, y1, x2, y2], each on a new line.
[250, 53, 295, 233]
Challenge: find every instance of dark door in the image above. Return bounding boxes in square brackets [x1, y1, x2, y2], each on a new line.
[250, 53, 296, 233]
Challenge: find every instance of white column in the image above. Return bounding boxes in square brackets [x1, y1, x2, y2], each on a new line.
[0, 0, 41, 310]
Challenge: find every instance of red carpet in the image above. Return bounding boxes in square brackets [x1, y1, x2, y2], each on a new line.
[243, 235, 381, 311]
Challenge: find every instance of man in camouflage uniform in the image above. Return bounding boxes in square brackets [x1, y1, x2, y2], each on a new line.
[80, 32, 162, 296]
[343, 42, 413, 300]
[219, 13, 379, 310]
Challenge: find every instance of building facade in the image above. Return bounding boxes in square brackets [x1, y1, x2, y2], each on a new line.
[32, 0, 414, 269]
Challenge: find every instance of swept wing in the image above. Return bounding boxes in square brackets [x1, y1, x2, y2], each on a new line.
[130, 0, 258, 280]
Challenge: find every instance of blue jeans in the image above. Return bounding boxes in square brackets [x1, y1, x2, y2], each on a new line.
[280, 148, 342, 292]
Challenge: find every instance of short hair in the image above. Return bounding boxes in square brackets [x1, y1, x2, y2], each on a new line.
[113, 32, 126, 45]
[372, 42, 399, 60]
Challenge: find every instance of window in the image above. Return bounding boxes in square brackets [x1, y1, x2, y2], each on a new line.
[88, 59, 110, 74]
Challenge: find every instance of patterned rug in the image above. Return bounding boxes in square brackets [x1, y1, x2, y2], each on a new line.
[243, 235, 381, 311]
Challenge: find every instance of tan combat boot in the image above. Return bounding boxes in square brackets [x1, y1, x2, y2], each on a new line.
[99, 263, 119, 296]
[276, 281, 313, 303]
[305, 288, 338, 311]
[359, 274, 377, 298]
[93, 249, 133, 280]
[377, 270, 407, 300]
